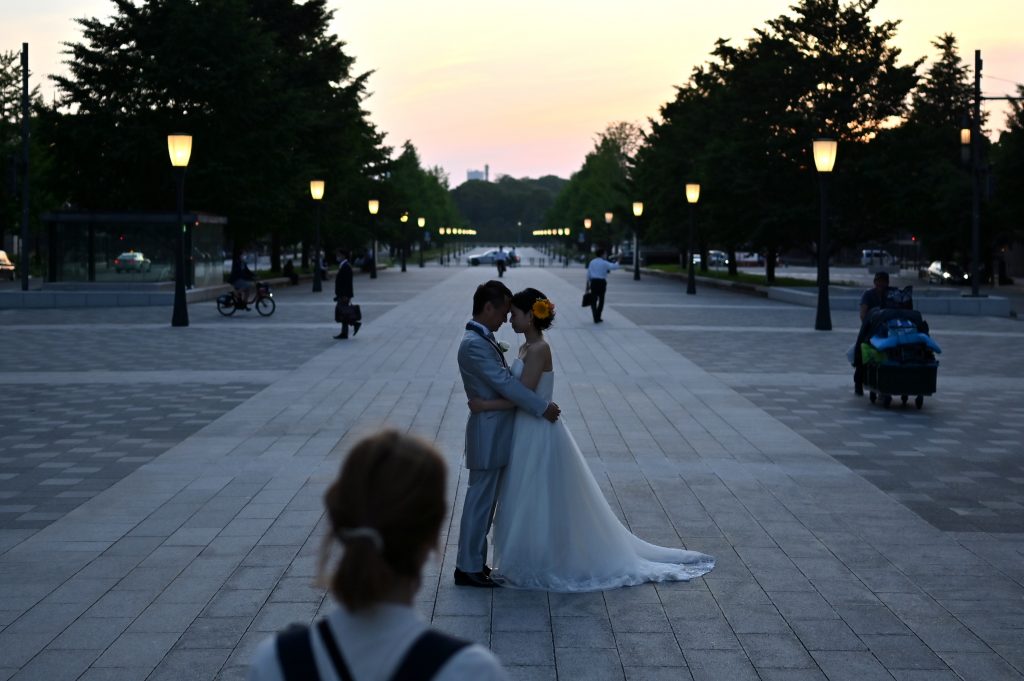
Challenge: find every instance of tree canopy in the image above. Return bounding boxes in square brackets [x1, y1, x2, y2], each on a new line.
[43, 0, 388, 261]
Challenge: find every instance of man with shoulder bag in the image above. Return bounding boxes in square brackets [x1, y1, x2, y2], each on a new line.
[334, 249, 361, 340]
[585, 249, 618, 323]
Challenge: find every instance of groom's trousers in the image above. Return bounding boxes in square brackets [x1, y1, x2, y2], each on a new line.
[589, 278, 607, 322]
[457, 467, 503, 573]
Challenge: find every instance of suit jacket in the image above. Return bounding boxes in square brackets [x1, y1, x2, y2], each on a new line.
[458, 327, 548, 470]
[335, 260, 354, 299]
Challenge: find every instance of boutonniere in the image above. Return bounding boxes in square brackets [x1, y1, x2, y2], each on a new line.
[497, 341, 511, 353]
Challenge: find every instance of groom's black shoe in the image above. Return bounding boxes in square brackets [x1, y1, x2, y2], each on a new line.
[454, 568, 496, 588]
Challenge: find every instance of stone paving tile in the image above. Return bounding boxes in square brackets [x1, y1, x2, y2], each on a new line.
[2, 263, 1023, 680]
[0, 384, 254, 534]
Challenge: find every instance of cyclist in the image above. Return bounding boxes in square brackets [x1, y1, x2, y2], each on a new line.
[230, 255, 255, 308]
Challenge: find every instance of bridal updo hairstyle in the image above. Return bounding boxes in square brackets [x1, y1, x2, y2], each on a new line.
[512, 288, 555, 331]
[319, 430, 447, 611]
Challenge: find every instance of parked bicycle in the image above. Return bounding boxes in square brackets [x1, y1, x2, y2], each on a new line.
[217, 281, 276, 317]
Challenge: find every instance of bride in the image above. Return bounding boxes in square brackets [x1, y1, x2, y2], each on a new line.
[469, 288, 715, 592]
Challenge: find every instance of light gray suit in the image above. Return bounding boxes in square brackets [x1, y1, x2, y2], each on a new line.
[456, 323, 548, 573]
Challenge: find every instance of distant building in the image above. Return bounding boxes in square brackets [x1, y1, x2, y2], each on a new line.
[467, 164, 490, 182]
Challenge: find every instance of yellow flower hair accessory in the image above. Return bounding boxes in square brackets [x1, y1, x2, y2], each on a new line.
[531, 299, 554, 320]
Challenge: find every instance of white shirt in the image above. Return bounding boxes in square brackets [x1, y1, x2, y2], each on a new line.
[247, 603, 507, 681]
[587, 257, 619, 281]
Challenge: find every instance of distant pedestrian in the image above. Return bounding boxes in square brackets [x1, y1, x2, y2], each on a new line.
[585, 249, 619, 323]
[495, 247, 508, 278]
[247, 430, 508, 681]
[334, 249, 360, 339]
[282, 259, 298, 286]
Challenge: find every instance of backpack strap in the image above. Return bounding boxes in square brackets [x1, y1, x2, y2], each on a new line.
[317, 619, 356, 681]
[275, 624, 319, 681]
[390, 630, 472, 681]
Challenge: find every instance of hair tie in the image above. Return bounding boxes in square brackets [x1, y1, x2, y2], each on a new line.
[338, 527, 384, 551]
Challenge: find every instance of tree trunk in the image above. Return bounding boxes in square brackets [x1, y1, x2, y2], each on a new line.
[301, 239, 309, 271]
[728, 247, 738, 276]
[766, 245, 777, 284]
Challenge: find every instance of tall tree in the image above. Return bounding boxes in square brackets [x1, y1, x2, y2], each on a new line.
[990, 85, 1024, 279]
[863, 34, 972, 262]
[547, 122, 641, 252]
[634, 0, 920, 280]
[46, 0, 386, 265]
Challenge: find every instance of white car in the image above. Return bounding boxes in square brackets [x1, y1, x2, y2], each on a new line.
[861, 249, 894, 267]
[0, 250, 14, 280]
[114, 251, 152, 273]
[468, 249, 518, 266]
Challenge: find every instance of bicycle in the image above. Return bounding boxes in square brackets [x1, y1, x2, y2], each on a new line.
[217, 281, 276, 317]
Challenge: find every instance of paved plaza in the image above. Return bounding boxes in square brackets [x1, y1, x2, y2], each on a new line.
[1, 249, 1023, 680]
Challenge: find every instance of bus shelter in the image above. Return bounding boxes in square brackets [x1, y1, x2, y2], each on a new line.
[40, 211, 227, 288]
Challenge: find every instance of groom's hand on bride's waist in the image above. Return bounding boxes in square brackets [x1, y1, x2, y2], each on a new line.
[543, 402, 560, 423]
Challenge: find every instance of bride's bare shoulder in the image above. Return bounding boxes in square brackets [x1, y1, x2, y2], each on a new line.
[525, 339, 553, 365]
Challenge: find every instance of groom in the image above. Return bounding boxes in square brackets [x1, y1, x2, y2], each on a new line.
[455, 280, 560, 588]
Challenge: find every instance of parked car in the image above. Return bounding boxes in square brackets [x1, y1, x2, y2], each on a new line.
[0, 250, 14, 280]
[861, 249, 895, 267]
[708, 250, 728, 266]
[927, 260, 970, 285]
[734, 252, 764, 266]
[468, 249, 519, 266]
[114, 251, 152, 273]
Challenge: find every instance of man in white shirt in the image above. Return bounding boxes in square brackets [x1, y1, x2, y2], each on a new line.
[586, 249, 619, 323]
[494, 247, 508, 278]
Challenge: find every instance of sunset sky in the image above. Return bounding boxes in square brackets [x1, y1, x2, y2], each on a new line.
[3, 0, 1022, 184]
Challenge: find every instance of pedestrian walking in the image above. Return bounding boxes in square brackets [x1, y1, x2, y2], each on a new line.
[495, 247, 508, 278]
[247, 430, 508, 681]
[334, 248, 361, 339]
[585, 249, 619, 323]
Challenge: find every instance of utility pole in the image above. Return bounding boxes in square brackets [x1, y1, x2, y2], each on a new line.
[965, 49, 1022, 296]
[969, 50, 981, 298]
[20, 43, 30, 292]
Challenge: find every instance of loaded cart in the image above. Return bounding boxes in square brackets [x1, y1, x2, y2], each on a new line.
[857, 306, 940, 409]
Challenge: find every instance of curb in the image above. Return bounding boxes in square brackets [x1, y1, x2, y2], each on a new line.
[639, 267, 1013, 317]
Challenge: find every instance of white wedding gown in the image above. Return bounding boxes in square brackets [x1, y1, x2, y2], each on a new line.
[490, 359, 715, 592]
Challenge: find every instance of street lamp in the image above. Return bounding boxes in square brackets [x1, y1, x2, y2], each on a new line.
[167, 133, 191, 327]
[310, 180, 325, 292]
[685, 182, 700, 295]
[418, 216, 426, 267]
[399, 212, 409, 273]
[632, 201, 643, 280]
[367, 199, 379, 279]
[812, 138, 837, 331]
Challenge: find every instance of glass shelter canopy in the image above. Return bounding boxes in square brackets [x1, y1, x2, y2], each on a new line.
[41, 212, 227, 288]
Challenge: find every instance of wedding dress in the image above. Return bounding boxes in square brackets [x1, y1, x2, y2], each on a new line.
[490, 359, 715, 592]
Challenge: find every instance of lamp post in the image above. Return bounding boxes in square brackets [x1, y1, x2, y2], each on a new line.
[632, 201, 643, 280]
[603, 212, 612, 260]
[367, 199, 379, 279]
[310, 180, 325, 292]
[418, 216, 426, 267]
[399, 213, 408, 273]
[685, 183, 700, 295]
[167, 134, 192, 327]
[812, 138, 837, 331]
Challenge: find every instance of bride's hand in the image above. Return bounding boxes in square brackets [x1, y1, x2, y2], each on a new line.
[468, 398, 486, 413]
